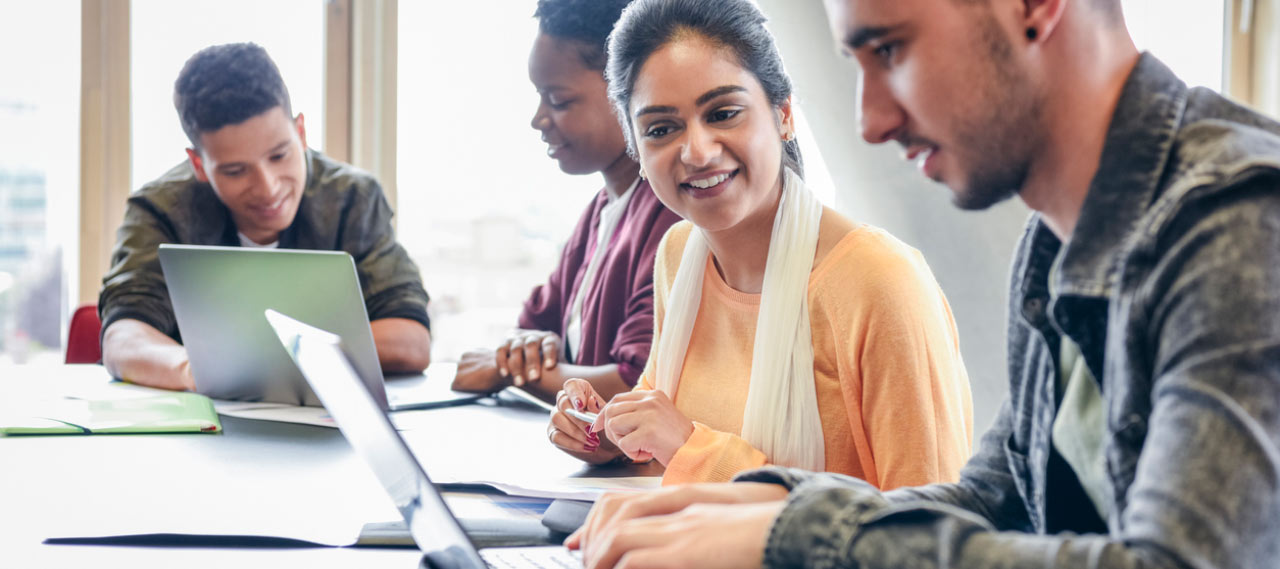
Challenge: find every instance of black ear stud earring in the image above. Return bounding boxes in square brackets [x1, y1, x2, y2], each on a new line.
[1026, 28, 1038, 41]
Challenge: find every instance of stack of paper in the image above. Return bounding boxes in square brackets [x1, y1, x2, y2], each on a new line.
[439, 476, 663, 501]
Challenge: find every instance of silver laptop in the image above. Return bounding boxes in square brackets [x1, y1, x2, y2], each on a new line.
[159, 244, 479, 410]
[265, 309, 581, 569]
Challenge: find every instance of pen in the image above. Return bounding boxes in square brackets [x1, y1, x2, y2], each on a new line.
[565, 408, 598, 424]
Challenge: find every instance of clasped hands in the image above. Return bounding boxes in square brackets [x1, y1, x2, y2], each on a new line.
[452, 329, 563, 392]
[548, 378, 695, 466]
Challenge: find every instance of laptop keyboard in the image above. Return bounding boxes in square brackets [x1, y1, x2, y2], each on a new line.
[481, 546, 582, 568]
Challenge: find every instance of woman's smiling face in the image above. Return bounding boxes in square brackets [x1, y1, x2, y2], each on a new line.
[628, 35, 792, 233]
[528, 33, 629, 175]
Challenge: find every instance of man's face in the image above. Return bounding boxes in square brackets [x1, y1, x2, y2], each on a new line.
[825, 0, 1044, 210]
[187, 107, 308, 244]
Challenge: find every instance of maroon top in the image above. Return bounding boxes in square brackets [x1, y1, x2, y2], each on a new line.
[518, 180, 682, 386]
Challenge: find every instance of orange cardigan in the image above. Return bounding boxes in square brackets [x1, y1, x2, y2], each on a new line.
[638, 221, 973, 489]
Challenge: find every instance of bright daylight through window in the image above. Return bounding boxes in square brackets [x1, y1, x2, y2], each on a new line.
[0, 2, 80, 364]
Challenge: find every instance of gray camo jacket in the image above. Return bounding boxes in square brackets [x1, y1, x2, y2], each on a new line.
[737, 53, 1280, 569]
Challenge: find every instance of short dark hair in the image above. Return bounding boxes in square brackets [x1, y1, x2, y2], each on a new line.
[534, 0, 633, 70]
[953, 0, 1123, 23]
[606, 0, 803, 176]
[173, 43, 292, 149]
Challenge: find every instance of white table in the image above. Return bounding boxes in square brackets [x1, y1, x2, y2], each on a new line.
[0, 364, 653, 568]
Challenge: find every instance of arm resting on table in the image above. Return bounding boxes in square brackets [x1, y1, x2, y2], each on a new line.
[101, 318, 194, 391]
[371, 317, 432, 374]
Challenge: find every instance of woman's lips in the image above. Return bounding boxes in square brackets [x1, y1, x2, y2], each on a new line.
[680, 169, 737, 199]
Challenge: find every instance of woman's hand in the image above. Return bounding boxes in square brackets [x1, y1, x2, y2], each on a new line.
[496, 329, 563, 386]
[549, 378, 623, 464]
[592, 390, 694, 465]
[450, 348, 509, 393]
[566, 482, 789, 555]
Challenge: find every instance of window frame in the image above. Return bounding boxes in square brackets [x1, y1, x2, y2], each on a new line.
[1227, 0, 1280, 117]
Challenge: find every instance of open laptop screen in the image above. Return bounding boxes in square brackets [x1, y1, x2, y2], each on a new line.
[265, 309, 486, 569]
[159, 244, 387, 407]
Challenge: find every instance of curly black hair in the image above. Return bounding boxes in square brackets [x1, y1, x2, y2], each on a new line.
[534, 0, 633, 70]
[173, 42, 292, 150]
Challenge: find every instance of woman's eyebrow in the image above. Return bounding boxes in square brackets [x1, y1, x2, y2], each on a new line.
[695, 85, 747, 107]
[634, 85, 750, 118]
[635, 104, 678, 118]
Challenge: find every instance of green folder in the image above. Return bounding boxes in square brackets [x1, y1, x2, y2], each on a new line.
[0, 391, 222, 436]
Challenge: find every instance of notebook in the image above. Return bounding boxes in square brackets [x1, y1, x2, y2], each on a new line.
[0, 391, 221, 435]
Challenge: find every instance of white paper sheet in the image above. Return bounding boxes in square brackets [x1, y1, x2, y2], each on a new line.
[440, 476, 663, 501]
[212, 401, 337, 427]
[212, 401, 447, 431]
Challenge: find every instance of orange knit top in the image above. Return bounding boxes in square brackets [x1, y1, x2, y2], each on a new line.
[637, 221, 974, 489]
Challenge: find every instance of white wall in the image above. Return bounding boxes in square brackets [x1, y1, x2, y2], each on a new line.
[759, 0, 1032, 435]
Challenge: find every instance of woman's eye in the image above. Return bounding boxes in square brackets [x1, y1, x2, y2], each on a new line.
[549, 99, 572, 110]
[644, 125, 671, 138]
[709, 108, 740, 123]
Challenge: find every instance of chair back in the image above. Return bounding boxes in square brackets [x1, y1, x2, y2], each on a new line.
[65, 304, 102, 364]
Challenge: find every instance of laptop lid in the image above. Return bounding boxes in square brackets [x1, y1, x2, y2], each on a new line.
[265, 309, 487, 569]
[158, 244, 388, 407]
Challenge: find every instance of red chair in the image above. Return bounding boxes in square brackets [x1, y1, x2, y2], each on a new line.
[65, 304, 103, 364]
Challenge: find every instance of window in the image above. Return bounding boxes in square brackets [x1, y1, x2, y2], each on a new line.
[1123, 0, 1226, 90]
[130, 0, 326, 191]
[0, 2, 81, 363]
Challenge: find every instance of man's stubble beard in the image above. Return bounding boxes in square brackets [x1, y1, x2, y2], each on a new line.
[948, 11, 1045, 211]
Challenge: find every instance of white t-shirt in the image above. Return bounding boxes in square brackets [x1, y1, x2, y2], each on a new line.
[563, 177, 640, 363]
[237, 232, 279, 249]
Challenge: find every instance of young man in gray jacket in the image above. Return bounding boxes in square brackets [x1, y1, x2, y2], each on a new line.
[567, 0, 1280, 568]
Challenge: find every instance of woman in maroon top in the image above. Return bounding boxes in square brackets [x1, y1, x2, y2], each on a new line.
[451, 0, 681, 403]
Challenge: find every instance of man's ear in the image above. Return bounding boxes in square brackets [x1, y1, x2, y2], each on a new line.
[186, 147, 210, 183]
[295, 112, 308, 149]
[1021, 0, 1067, 43]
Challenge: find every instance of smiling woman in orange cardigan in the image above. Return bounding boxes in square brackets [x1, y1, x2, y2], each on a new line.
[609, 221, 973, 487]
[553, 217, 975, 488]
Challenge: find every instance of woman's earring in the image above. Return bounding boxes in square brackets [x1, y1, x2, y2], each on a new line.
[782, 131, 795, 142]
[1026, 27, 1038, 41]
[639, 168, 647, 180]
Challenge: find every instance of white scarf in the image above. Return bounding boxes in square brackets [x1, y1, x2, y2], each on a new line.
[655, 168, 825, 471]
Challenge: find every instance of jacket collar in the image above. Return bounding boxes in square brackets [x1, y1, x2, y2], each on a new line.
[1049, 53, 1188, 299]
